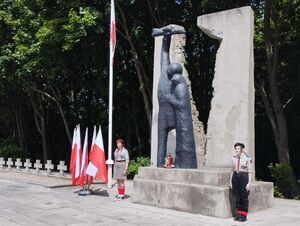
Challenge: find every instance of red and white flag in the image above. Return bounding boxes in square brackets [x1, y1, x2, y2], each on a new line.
[86, 126, 108, 184]
[69, 127, 77, 185]
[75, 125, 82, 182]
[86, 126, 97, 185]
[91, 125, 97, 147]
[79, 128, 88, 187]
[70, 125, 82, 185]
[110, 0, 116, 61]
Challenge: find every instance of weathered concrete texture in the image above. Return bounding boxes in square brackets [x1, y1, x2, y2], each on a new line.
[137, 167, 232, 186]
[197, 6, 255, 170]
[132, 167, 273, 218]
[151, 24, 206, 167]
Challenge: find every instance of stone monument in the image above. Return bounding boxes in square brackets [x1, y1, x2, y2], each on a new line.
[198, 6, 255, 171]
[133, 6, 273, 218]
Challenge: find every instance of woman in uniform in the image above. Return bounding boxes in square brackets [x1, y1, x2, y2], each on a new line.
[113, 139, 129, 200]
[230, 142, 252, 222]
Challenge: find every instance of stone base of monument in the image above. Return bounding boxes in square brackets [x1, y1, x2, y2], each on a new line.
[132, 167, 273, 218]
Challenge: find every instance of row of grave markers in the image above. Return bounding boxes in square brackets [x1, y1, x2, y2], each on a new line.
[0, 157, 68, 176]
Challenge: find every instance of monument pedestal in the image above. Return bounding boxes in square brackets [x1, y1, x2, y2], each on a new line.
[132, 167, 273, 218]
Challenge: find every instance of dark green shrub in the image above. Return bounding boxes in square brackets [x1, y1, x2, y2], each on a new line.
[268, 163, 298, 198]
[273, 186, 284, 198]
[0, 137, 25, 159]
[294, 195, 300, 200]
[127, 156, 151, 179]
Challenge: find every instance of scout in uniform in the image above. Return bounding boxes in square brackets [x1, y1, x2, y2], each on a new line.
[230, 142, 253, 222]
[113, 139, 129, 200]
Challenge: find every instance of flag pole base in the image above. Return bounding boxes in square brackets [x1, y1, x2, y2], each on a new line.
[78, 188, 93, 196]
[106, 159, 114, 189]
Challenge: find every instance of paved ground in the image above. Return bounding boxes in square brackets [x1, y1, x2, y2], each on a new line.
[1, 171, 300, 226]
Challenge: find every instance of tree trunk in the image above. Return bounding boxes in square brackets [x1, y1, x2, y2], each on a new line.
[15, 110, 25, 153]
[257, 81, 278, 136]
[264, 0, 290, 164]
[298, 64, 300, 89]
[40, 116, 48, 162]
[134, 116, 142, 155]
[116, 2, 152, 128]
[262, 0, 299, 193]
[56, 101, 72, 145]
[15, 109, 27, 153]
[30, 85, 72, 146]
[30, 92, 48, 162]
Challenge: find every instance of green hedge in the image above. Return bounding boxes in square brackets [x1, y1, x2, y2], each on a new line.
[127, 156, 151, 179]
[268, 163, 299, 199]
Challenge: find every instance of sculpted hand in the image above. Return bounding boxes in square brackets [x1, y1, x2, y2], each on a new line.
[152, 25, 185, 38]
[162, 25, 185, 35]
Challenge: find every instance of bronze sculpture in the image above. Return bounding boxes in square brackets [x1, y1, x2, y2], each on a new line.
[152, 25, 197, 169]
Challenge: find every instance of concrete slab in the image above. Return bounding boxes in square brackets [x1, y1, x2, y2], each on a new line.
[0, 168, 71, 188]
[0, 176, 299, 225]
[197, 6, 255, 170]
[137, 167, 232, 186]
[132, 167, 273, 218]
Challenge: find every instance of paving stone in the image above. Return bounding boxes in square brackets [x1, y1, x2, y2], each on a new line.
[0, 176, 300, 225]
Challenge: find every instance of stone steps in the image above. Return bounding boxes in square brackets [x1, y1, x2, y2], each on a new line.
[137, 167, 232, 186]
[132, 167, 274, 218]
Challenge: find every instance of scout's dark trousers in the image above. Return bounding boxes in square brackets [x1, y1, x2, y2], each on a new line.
[232, 171, 249, 216]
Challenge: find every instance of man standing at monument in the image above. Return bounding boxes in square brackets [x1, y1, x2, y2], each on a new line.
[230, 142, 252, 222]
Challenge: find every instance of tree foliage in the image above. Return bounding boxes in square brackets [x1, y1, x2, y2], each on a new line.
[0, 0, 299, 184]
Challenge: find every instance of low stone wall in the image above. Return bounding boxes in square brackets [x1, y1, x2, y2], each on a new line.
[0, 157, 69, 176]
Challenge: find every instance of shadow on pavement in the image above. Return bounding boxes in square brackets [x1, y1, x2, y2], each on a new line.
[92, 188, 110, 197]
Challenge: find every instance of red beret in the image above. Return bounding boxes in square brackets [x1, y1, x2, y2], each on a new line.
[116, 139, 124, 144]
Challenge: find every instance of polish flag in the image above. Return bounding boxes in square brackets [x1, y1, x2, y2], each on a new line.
[75, 125, 82, 182]
[91, 126, 97, 147]
[86, 127, 108, 184]
[86, 126, 97, 185]
[69, 127, 77, 185]
[79, 128, 88, 187]
[110, 0, 116, 61]
[70, 125, 82, 185]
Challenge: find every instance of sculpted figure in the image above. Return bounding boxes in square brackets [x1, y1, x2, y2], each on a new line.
[166, 73, 197, 168]
[152, 25, 197, 168]
[152, 25, 184, 167]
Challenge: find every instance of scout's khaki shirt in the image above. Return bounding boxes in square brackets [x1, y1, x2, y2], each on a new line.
[232, 152, 253, 173]
[114, 148, 129, 161]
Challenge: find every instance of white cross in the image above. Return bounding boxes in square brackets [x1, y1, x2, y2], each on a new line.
[34, 159, 43, 173]
[44, 160, 54, 174]
[0, 157, 5, 168]
[6, 158, 13, 169]
[57, 161, 67, 175]
[15, 158, 23, 170]
[24, 159, 32, 171]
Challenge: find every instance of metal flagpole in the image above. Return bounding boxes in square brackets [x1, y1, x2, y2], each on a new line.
[106, 0, 115, 189]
